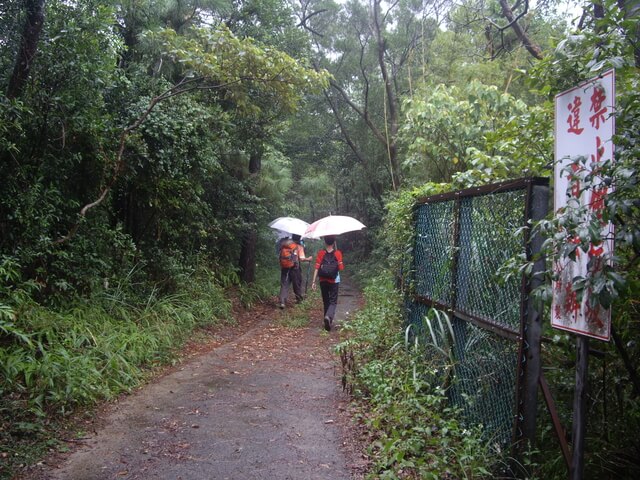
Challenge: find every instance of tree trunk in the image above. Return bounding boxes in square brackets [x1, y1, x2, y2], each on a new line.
[615, 0, 640, 67]
[238, 145, 263, 283]
[372, 0, 401, 189]
[238, 228, 258, 283]
[6, 0, 46, 99]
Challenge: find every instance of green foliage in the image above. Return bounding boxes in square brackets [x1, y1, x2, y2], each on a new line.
[223, 0, 310, 56]
[0, 0, 330, 302]
[0, 11, 330, 385]
[277, 296, 315, 329]
[400, 80, 543, 184]
[338, 275, 497, 479]
[235, 264, 277, 309]
[1, 0, 635, 477]
[0, 265, 233, 477]
[373, 183, 450, 280]
[173, 268, 233, 322]
[0, 270, 232, 414]
[144, 24, 328, 116]
[256, 146, 294, 209]
[451, 103, 554, 187]
[518, 3, 640, 476]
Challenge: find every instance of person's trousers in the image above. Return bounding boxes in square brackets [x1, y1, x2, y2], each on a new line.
[319, 281, 339, 320]
[279, 267, 303, 304]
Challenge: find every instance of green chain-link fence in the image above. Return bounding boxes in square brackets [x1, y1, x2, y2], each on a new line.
[408, 178, 549, 450]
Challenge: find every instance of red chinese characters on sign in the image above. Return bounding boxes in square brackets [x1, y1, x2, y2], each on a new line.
[553, 70, 615, 341]
[566, 96, 585, 135]
[556, 278, 580, 321]
[591, 136, 604, 164]
[590, 184, 607, 222]
[590, 86, 608, 130]
[568, 161, 583, 199]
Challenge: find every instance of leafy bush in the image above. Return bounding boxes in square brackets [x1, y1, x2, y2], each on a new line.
[338, 275, 496, 479]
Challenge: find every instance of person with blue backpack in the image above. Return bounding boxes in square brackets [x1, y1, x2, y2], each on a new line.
[310, 236, 344, 331]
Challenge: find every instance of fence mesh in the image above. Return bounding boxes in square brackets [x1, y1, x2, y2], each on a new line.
[414, 200, 455, 306]
[455, 191, 527, 330]
[409, 184, 531, 448]
[449, 319, 519, 447]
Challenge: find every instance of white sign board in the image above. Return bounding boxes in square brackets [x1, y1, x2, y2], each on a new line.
[552, 69, 615, 341]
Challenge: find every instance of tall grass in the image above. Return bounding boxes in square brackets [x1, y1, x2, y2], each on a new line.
[2, 285, 231, 416]
[0, 265, 233, 478]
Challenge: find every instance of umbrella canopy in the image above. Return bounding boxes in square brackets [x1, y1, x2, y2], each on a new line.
[268, 217, 310, 237]
[304, 215, 366, 239]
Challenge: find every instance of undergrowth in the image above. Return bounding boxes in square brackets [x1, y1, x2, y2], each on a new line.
[0, 261, 236, 479]
[337, 274, 498, 479]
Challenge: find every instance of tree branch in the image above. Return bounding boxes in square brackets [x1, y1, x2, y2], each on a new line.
[497, 0, 543, 59]
[372, 0, 400, 188]
[297, 8, 328, 27]
[323, 90, 367, 167]
[328, 78, 387, 146]
[52, 76, 232, 245]
[611, 325, 640, 398]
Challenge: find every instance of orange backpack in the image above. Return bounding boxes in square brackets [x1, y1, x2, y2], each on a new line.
[279, 241, 299, 268]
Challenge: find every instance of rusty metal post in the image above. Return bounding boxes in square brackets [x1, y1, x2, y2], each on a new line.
[518, 180, 549, 452]
[571, 335, 589, 480]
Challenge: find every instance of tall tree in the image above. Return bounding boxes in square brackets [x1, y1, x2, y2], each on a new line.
[6, 0, 45, 99]
[292, 0, 446, 210]
[0, 0, 325, 296]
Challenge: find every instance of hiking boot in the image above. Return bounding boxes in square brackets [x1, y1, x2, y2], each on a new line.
[324, 316, 331, 331]
[279, 303, 285, 309]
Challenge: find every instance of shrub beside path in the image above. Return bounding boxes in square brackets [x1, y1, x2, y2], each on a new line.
[27, 279, 366, 480]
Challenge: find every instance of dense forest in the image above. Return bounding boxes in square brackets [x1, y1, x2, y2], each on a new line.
[1, 0, 638, 478]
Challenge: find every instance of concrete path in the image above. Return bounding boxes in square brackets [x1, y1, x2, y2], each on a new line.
[35, 280, 362, 480]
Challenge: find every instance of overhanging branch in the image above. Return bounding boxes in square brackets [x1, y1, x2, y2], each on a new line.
[52, 75, 260, 245]
[495, 0, 543, 59]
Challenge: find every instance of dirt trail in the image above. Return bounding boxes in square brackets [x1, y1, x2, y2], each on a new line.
[31, 280, 365, 480]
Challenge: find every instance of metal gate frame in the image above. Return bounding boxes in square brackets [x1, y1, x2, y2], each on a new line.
[409, 177, 549, 455]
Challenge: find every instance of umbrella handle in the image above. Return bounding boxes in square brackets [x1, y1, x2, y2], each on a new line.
[305, 257, 312, 294]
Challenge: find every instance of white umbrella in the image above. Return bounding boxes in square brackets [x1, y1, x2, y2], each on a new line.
[268, 217, 310, 236]
[304, 215, 366, 239]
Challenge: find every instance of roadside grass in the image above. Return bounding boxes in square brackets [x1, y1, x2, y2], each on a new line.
[0, 268, 250, 480]
[276, 295, 317, 329]
[337, 274, 500, 479]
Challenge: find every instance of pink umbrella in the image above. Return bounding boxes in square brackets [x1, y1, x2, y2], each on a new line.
[304, 215, 366, 239]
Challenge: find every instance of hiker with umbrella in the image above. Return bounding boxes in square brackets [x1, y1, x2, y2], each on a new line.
[269, 217, 313, 309]
[306, 215, 366, 331]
